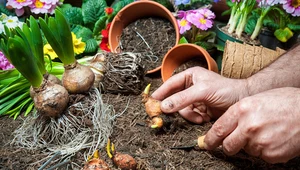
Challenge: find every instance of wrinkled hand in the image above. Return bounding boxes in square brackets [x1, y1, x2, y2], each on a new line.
[151, 67, 249, 124]
[204, 87, 300, 164]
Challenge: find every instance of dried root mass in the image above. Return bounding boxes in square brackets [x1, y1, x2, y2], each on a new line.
[101, 52, 145, 95]
[11, 88, 120, 166]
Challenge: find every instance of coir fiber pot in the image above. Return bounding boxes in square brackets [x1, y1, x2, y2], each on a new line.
[161, 44, 219, 82]
[108, 0, 180, 74]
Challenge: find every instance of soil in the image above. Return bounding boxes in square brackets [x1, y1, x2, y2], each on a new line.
[173, 58, 208, 75]
[1, 76, 300, 170]
[221, 25, 260, 46]
[119, 17, 176, 72]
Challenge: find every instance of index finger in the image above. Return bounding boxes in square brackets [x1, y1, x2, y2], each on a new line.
[204, 105, 239, 150]
[151, 68, 194, 100]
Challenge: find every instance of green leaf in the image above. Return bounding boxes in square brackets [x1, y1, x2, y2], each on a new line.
[82, 0, 107, 30]
[0, 91, 29, 115]
[93, 16, 108, 36]
[195, 31, 215, 42]
[0, 85, 28, 105]
[179, 37, 188, 44]
[111, 0, 133, 18]
[245, 15, 258, 34]
[72, 25, 93, 42]
[7, 36, 43, 87]
[0, 6, 15, 16]
[0, 75, 26, 96]
[55, 9, 75, 64]
[84, 38, 99, 53]
[24, 102, 34, 117]
[287, 23, 300, 32]
[26, 16, 45, 74]
[195, 41, 214, 50]
[62, 7, 84, 26]
[153, 0, 173, 11]
[39, 17, 65, 60]
[274, 27, 294, 42]
[215, 44, 224, 52]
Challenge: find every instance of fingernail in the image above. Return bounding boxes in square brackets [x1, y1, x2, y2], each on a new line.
[161, 100, 174, 111]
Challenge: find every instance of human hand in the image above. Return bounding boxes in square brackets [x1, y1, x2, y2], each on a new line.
[151, 67, 249, 124]
[204, 87, 300, 164]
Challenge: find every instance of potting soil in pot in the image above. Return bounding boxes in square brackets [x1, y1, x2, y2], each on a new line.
[119, 17, 176, 72]
[173, 58, 208, 75]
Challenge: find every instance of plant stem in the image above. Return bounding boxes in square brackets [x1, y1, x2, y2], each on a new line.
[228, 12, 240, 34]
[191, 25, 198, 43]
[236, 12, 248, 38]
[250, 8, 271, 40]
[228, 4, 238, 26]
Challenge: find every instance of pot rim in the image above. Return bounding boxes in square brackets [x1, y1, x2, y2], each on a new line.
[108, 0, 180, 74]
[161, 43, 218, 82]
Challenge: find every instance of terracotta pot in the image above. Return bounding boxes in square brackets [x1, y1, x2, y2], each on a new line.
[108, 0, 180, 74]
[161, 44, 219, 82]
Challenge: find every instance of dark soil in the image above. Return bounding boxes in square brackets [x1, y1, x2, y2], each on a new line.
[221, 25, 260, 46]
[1, 76, 300, 170]
[119, 17, 176, 72]
[173, 58, 208, 75]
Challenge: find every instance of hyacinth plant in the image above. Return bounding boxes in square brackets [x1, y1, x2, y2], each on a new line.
[224, 0, 300, 42]
[177, 8, 221, 50]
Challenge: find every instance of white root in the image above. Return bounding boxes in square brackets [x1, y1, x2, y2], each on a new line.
[11, 88, 125, 167]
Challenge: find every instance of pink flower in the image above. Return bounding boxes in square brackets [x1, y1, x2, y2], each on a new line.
[29, 0, 52, 14]
[187, 12, 213, 31]
[40, 0, 59, 5]
[6, 0, 33, 16]
[6, 0, 33, 9]
[177, 18, 192, 34]
[0, 51, 14, 70]
[281, 0, 300, 16]
[198, 8, 215, 20]
[177, 10, 187, 19]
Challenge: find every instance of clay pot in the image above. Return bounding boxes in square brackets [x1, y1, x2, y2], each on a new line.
[161, 44, 219, 82]
[108, 0, 180, 74]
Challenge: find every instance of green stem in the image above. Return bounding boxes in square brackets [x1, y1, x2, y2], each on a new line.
[228, 5, 238, 26]
[191, 25, 198, 43]
[236, 12, 248, 38]
[250, 8, 271, 40]
[228, 12, 240, 34]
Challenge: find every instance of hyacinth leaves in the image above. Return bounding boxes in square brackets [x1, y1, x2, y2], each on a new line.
[0, 18, 45, 118]
[39, 9, 75, 66]
[0, 27, 43, 88]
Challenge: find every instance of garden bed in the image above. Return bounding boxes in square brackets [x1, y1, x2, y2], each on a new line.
[1, 75, 300, 169]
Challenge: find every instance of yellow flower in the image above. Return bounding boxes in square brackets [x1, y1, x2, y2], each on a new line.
[71, 32, 86, 55]
[43, 43, 58, 59]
